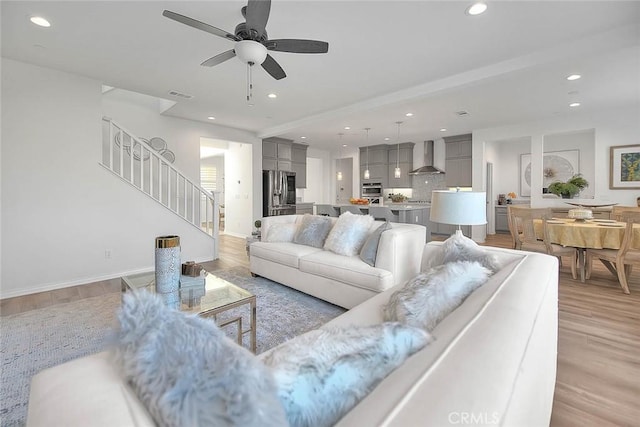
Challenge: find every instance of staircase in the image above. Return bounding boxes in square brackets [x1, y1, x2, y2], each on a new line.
[100, 117, 219, 247]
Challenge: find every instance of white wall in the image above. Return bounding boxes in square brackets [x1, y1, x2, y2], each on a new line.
[473, 105, 640, 240]
[0, 59, 258, 297]
[302, 157, 324, 203]
[222, 142, 254, 237]
[307, 147, 332, 204]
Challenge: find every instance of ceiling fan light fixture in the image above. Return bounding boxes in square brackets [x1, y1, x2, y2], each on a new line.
[234, 40, 267, 65]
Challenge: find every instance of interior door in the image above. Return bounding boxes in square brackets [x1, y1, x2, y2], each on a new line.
[335, 158, 353, 204]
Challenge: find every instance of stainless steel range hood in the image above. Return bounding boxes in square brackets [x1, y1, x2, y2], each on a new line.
[409, 140, 444, 175]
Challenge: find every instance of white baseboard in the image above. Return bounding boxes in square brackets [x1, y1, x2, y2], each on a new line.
[0, 255, 215, 299]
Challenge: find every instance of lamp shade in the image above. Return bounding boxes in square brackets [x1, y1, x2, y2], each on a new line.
[430, 190, 487, 225]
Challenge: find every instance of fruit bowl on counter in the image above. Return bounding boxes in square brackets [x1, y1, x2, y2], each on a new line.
[349, 198, 370, 205]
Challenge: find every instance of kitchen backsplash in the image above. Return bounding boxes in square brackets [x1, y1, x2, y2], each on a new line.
[410, 173, 448, 201]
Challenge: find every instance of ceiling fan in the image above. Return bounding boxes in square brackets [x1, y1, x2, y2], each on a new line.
[162, 0, 329, 81]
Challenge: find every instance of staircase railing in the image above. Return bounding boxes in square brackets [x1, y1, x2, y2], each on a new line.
[100, 117, 218, 237]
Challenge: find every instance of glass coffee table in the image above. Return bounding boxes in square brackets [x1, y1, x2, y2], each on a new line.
[121, 270, 257, 353]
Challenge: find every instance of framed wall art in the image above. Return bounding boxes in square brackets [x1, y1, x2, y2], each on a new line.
[520, 150, 579, 197]
[610, 144, 640, 189]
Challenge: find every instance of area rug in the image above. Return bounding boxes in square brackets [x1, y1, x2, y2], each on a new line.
[0, 266, 346, 426]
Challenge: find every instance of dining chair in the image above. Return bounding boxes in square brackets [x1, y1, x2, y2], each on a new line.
[585, 211, 640, 294]
[368, 206, 399, 222]
[507, 205, 528, 249]
[340, 205, 364, 215]
[611, 205, 640, 221]
[510, 207, 578, 279]
[316, 204, 338, 217]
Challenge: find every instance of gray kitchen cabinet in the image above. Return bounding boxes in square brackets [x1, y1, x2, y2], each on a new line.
[295, 203, 314, 215]
[444, 134, 472, 187]
[277, 143, 292, 162]
[360, 145, 389, 186]
[263, 137, 293, 172]
[495, 206, 509, 232]
[386, 142, 414, 188]
[263, 157, 277, 171]
[387, 162, 413, 188]
[277, 160, 292, 172]
[291, 143, 307, 188]
[263, 141, 277, 158]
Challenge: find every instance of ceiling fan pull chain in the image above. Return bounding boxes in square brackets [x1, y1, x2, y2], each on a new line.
[246, 63, 250, 102]
[249, 63, 254, 101]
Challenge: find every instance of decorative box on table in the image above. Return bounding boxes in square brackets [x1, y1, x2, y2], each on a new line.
[179, 273, 206, 309]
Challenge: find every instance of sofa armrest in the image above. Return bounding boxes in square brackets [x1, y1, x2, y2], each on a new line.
[375, 224, 426, 286]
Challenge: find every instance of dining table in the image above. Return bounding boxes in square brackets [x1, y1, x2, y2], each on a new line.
[534, 217, 640, 282]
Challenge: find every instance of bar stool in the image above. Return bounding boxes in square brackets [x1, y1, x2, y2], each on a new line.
[368, 206, 398, 222]
[316, 204, 338, 217]
[340, 205, 364, 215]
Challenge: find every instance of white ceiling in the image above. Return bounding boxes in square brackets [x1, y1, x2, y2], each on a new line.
[2, 1, 639, 151]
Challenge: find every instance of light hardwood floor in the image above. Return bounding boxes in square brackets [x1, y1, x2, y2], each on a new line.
[1, 233, 638, 425]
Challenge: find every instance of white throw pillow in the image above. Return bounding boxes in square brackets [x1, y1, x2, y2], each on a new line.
[383, 261, 492, 331]
[262, 323, 430, 427]
[423, 232, 500, 273]
[324, 212, 375, 256]
[114, 291, 287, 427]
[265, 223, 297, 243]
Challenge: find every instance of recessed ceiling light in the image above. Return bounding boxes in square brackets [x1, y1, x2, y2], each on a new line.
[207, 116, 216, 120]
[267, 93, 277, 99]
[405, 112, 414, 117]
[569, 102, 581, 107]
[30, 16, 51, 27]
[342, 144, 347, 147]
[300, 136, 307, 139]
[466, 2, 487, 16]
[344, 126, 351, 130]
[567, 74, 581, 81]
[440, 128, 447, 132]
[384, 137, 390, 141]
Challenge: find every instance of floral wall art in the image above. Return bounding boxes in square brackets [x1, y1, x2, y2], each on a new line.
[610, 144, 640, 189]
[520, 150, 580, 197]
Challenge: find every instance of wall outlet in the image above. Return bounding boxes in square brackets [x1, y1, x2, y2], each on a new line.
[105, 250, 111, 259]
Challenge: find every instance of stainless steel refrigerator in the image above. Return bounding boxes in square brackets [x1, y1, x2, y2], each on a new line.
[263, 170, 296, 216]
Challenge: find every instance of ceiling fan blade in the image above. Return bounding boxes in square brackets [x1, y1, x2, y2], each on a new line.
[245, 0, 271, 39]
[261, 54, 286, 80]
[266, 39, 329, 54]
[162, 10, 240, 42]
[201, 50, 236, 67]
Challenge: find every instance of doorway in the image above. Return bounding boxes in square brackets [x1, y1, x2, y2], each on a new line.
[335, 157, 353, 203]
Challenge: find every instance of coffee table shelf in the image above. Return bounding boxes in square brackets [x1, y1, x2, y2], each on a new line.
[121, 271, 257, 352]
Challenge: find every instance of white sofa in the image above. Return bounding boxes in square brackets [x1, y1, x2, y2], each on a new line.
[250, 214, 427, 309]
[27, 243, 558, 426]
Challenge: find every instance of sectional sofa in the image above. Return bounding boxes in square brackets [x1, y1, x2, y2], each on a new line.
[27, 237, 559, 426]
[250, 214, 427, 308]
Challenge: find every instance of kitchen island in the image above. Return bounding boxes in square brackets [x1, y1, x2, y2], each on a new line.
[316, 203, 431, 241]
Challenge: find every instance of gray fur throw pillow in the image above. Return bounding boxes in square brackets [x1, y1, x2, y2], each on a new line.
[384, 260, 491, 331]
[424, 232, 500, 273]
[262, 323, 430, 427]
[293, 214, 333, 248]
[114, 291, 288, 427]
[324, 211, 375, 256]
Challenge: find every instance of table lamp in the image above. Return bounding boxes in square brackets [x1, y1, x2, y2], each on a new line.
[430, 190, 487, 237]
